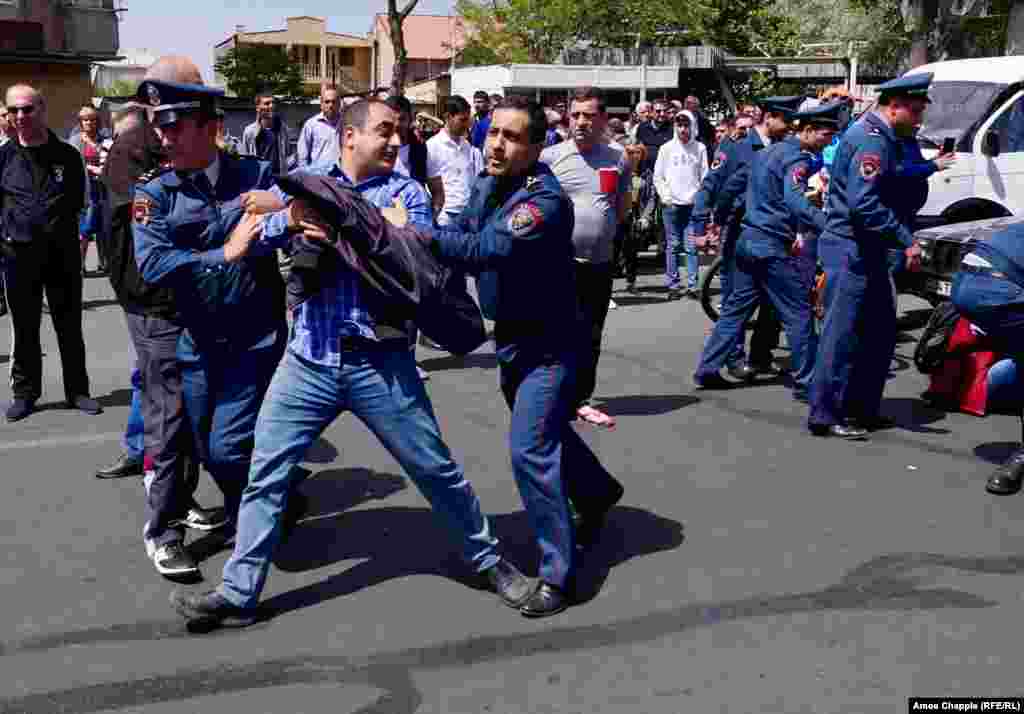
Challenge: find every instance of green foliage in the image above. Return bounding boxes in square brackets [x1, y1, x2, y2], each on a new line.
[94, 79, 138, 98]
[214, 44, 305, 99]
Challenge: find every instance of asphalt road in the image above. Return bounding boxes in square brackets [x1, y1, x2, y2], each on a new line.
[2, 262, 1023, 714]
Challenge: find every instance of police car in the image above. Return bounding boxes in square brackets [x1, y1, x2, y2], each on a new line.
[913, 215, 1024, 301]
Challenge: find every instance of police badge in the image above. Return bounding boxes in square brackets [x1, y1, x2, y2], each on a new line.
[859, 152, 882, 180]
[790, 164, 808, 187]
[147, 83, 161, 107]
[132, 196, 154, 225]
[507, 202, 543, 236]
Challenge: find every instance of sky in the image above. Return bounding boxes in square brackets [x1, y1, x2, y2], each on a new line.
[119, 0, 456, 82]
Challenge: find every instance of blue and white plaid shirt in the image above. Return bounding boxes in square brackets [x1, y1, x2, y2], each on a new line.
[261, 160, 433, 366]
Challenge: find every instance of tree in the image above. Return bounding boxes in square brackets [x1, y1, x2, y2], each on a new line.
[94, 79, 139, 98]
[214, 44, 304, 99]
[387, 0, 420, 96]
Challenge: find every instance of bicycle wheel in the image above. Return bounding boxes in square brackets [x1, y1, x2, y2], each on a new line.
[699, 255, 758, 328]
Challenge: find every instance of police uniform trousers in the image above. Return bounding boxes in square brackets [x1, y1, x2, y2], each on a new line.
[718, 214, 780, 369]
[808, 234, 897, 428]
[179, 324, 286, 521]
[952, 267, 1024, 360]
[2, 232, 89, 402]
[696, 232, 818, 395]
[573, 260, 615, 408]
[499, 349, 624, 589]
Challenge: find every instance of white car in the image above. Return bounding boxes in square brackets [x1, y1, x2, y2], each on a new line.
[905, 56, 1024, 226]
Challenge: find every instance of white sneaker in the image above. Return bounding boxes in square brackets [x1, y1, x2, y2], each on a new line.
[150, 542, 200, 576]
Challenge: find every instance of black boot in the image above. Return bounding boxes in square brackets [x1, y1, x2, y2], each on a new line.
[986, 447, 1024, 495]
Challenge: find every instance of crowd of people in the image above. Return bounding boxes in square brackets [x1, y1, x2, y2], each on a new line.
[4, 50, 1024, 632]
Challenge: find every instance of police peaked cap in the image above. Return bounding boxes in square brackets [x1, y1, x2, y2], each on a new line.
[793, 100, 848, 128]
[877, 72, 933, 104]
[136, 79, 224, 127]
[757, 95, 805, 118]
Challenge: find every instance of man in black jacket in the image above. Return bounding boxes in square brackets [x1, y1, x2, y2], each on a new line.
[0, 84, 99, 421]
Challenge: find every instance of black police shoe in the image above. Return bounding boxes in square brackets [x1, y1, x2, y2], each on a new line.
[170, 589, 258, 630]
[485, 558, 536, 608]
[694, 372, 733, 389]
[986, 448, 1024, 495]
[520, 582, 570, 618]
[727, 364, 758, 382]
[95, 451, 144, 479]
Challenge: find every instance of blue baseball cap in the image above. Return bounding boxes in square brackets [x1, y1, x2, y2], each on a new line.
[136, 79, 224, 127]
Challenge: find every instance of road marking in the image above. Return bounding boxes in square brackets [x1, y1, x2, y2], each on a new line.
[0, 431, 121, 452]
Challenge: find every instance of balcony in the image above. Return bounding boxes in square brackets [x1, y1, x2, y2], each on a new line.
[296, 63, 369, 93]
[63, 0, 120, 57]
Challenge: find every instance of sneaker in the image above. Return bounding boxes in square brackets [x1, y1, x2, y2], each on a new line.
[150, 542, 199, 576]
[5, 398, 35, 422]
[170, 589, 258, 629]
[172, 506, 228, 532]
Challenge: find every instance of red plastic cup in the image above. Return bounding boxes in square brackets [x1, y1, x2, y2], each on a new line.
[598, 167, 619, 193]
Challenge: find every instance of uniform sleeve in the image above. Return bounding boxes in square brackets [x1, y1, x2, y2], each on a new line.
[133, 183, 228, 286]
[432, 185, 566, 270]
[713, 147, 749, 225]
[782, 154, 826, 235]
[847, 138, 915, 248]
[690, 145, 731, 232]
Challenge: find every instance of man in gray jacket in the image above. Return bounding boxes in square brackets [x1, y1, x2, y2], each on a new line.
[240, 92, 292, 174]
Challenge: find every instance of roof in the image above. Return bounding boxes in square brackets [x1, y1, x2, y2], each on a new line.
[215, 19, 372, 49]
[906, 56, 1024, 85]
[373, 14, 465, 59]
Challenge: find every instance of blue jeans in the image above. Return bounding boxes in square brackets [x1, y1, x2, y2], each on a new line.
[124, 368, 144, 461]
[663, 204, 696, 291]
[220, 347, 499, 609]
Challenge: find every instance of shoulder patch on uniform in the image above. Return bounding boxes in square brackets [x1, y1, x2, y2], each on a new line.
[507, 202, 543, 236]
[132, 195, 155, 225]
[791, 164, 808, 187]
[711, 151, 727, 170]
[859, 152, 882, 180]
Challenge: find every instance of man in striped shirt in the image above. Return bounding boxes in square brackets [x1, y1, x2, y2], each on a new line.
[171, 98, 533, 630]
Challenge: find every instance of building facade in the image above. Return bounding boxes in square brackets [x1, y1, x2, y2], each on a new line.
[370, 14, 462, 90]
[0, 0, 120, 132]
[214, 16, 372, 96]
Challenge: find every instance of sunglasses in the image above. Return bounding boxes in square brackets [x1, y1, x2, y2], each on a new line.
[7, 105, 35, 115]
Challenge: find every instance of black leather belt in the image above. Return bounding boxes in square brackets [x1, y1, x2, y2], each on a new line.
[337, 335, 407, 352]
[960, 264, 1008, 280]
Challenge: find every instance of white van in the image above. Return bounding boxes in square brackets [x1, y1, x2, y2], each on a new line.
[904, 56, 1024, 226]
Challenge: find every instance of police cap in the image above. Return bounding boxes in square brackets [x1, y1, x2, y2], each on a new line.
[877, 72, 933, 104]
[793, 100, 847, 128]
[136, 79, 224, 127]
[758, 95, 805, 119]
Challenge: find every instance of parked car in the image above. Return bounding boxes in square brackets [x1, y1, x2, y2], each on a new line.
[913, 215, 1024, 303]
[904, 56, 1024, 227]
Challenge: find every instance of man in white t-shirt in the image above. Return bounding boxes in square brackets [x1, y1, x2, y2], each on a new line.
[426, 95, 483, 226]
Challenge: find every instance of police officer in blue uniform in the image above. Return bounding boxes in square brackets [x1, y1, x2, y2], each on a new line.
[951, 223, 1024, 494]
[694, 102, 843, 399]
[691, 96, 803, 381]
[431, 96, 625, 618]
[132, 79, 287, 529]
[807, 73, 933, 439]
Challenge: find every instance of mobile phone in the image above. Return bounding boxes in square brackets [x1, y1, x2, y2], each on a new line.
[942, 137, 955, 154]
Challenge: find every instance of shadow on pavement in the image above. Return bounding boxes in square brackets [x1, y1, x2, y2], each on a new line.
[974, 441, 1022, 465]
[878, 397, 951, 435]
[600, 394, 700, 417]
[610, 294, 672, 307]
[264, 505, 684, 621]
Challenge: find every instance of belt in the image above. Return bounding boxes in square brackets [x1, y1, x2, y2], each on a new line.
[960, 264, 1009, 280]
[336, 335, 408, 352]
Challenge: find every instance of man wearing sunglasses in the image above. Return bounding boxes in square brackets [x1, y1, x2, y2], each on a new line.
[0, 85, 98, 422]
